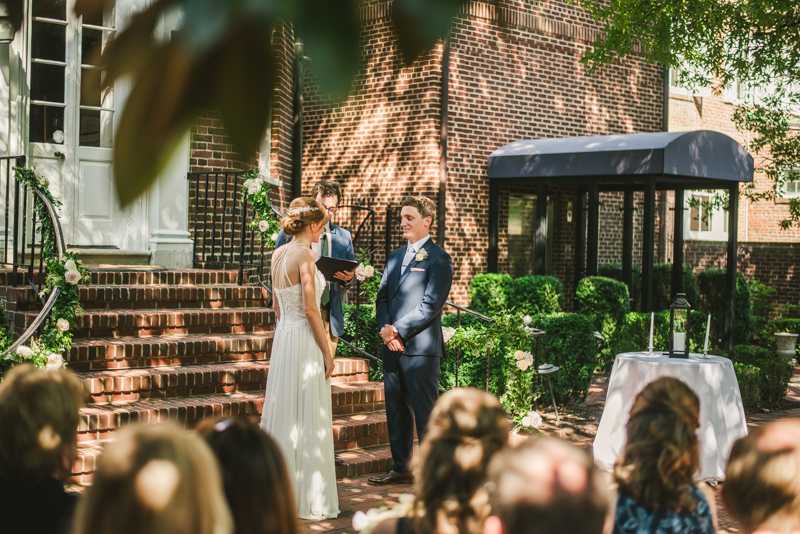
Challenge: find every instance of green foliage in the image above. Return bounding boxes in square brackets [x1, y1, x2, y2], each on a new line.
[439, 322, 506, 396]
[242, 170, 280, 250]
[599, 263, 698, 312]
[336, 304, 382, 382]
[749, 278, 777, 347]
[576, 276, 629, 369]
[767, 318, 800, 359]
[729, 345, 793, 410]
[696, 269, 753, 345]
[598, 264, 641, 309]
[352, 248, 381, 304]
[733, 363, 762, 411]
[441, 312, 486, 330]
[610, 311, 713, 357]
[469, 273, 512, 315]
[507, 275, 563, 315]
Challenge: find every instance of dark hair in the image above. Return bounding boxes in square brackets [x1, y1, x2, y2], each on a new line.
[310, 180, 342, 203]
[198, 418, 298, 534]
[414, 388, 509, 534]
[614, 377, 700, 512]
[488, 438, 611, 534]
[280, 197, 326, 237]
[0, 363, 84, 480]
[400, 196, 436, 226]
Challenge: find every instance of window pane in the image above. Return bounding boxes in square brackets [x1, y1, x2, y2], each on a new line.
[690, 204, 699, 232]
[80, 108, 113, 147]
[81, 68, 112, 107]
[81, 27, 107, 66]
[31, 62, 65, 103]
[82, 2, 115, 27]
[29, 104, 64, 143]
[701, 206, 709, 232]
[32, 21, 65, 61]
[32, 0, 66, 20]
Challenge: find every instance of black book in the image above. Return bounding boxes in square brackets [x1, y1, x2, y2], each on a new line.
[316, 256, 359, 281]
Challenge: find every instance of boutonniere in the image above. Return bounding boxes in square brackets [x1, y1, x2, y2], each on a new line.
[415, 248, 428, 263]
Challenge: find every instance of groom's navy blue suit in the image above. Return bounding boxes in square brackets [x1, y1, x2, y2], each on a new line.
[375, 237, 453, 473]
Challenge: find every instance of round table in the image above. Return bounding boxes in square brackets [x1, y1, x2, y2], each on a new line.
[593, 351, 747, 482]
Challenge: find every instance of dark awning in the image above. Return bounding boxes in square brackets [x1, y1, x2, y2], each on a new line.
[488, 130, 754, 189]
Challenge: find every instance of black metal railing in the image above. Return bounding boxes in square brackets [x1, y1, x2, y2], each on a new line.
[0, 156, 67, 355]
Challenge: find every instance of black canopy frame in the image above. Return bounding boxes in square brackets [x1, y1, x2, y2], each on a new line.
[487, 130, 754, 351]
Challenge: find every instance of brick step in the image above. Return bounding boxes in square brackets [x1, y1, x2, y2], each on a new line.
[16, 307, 276, 338]
[68, 332, 274, 371]
[75, 361, 380, 406]
[5, 284, 268, 312]
[0, 268, 240, 287]
[333, 412, 390, 451]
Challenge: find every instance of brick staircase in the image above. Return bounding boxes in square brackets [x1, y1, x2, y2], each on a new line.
[2, 269, 392, 484]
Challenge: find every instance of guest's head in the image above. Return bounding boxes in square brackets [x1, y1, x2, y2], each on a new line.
[281, 197, 327, 242]
[0, 363, 84, 482]
[724, 420, 800, 534]
[484, 438, 613, 534]
[311, 180, 343, 215]
[614, 377, 700, 512]
[400, 196, 436, 242]
[73, 424, 232, 534]
[197, 418, 298, 534]
[413, 387, 510, 534]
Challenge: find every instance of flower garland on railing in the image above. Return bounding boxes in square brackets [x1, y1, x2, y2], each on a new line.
[242, 170, 281, 248]
[353, 248, 380, 302]
[1, 167, 88, 377]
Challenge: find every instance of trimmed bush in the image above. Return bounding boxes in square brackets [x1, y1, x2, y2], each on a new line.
[507, 275, 563, 315]
[696, 269, 753, 346]
[337, 303, 382, 381]
[598, 264, 641, 309]
[441, 312, 486, 330]
[598, 263, 698, 312]
[733, 363, 762, 411]
[729, 345, 792, 410]
[767, 318, 800, 358]
[531, 313, 597, 405]
[749, 278, 777, 347]
[576, 276, 630, 369]
[469, 273, 512, 315]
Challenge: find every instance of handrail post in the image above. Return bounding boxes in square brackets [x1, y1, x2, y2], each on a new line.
[485, 347, 491, 392]
[238, 196, 248, 285]
[455, 308, 461, 387]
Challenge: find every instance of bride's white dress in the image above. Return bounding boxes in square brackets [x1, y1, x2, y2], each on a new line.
[260, 245, 340, 520]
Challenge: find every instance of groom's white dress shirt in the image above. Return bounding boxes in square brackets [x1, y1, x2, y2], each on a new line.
[401, 235, 431, 272]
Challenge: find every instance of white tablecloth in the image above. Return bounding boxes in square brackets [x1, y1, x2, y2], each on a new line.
[593, 352, 747, 482]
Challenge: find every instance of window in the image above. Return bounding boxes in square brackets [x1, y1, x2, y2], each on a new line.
[785, 169, 800, 197]
[79, 4, 115, 147]
[506, 194, 554, 277]
[685, 192, 728, 241]
[29, 0, 67, 144]
[668, 64, 711, 97]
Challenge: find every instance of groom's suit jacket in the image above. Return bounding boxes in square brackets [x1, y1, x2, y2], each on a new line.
[376, 238, 453, 356]
[275, 223, 355, 338]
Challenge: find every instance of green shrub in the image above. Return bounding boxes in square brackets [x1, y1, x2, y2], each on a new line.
[767, 318, 800, 358]
[600, 264, 698, 312]
[507, 275, 563, 315]
[696, 269, 753, 346]
[733, 363, 762, 411]
[729, 345, 792, 410]
[598, 264, 641, 309]
[441, 312, 487, 330]
[0, 300, 15, 378]
[469, 273, 512, 315]
[749, 278, 777, 347]
[531, 313, 597, 405]
[337, 303, 382, 381]
[576, 277, 630, 369]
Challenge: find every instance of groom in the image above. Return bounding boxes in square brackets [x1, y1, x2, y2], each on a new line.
[369, 196, 453, 485]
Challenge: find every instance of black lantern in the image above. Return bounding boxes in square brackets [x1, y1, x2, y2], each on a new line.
[669, 293, 691, 358]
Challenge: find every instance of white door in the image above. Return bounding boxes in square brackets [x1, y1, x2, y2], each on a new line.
[27, 0, 144, 249]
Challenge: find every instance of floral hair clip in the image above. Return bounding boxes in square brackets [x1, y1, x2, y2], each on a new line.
[287, 206, 320, 216]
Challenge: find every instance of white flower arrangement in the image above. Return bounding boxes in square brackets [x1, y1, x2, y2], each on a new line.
[442, 326, 456, 344]
[45, 352, 63, 371]
[56, 318, 70, 332]
[352, 493, 417, 534]
[64, 269, 81, 285]
[520, 410, 543, 428]
[16, 345, 33, 359]
[513, 350, 534, 371]
[414, 248, 428, 263]
[354, 263, 376, 282]
[64, 259, 77, 271]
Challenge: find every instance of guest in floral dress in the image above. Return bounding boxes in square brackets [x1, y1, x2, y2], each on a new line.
[613, 377, 717, 534]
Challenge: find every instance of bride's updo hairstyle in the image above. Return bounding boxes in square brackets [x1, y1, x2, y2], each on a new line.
[280, 197, 325, 236]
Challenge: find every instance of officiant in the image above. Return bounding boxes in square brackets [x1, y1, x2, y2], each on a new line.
[275, 180, 356, 357]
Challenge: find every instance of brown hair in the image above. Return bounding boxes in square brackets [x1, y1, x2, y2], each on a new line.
[280, 197, 326, 236]
[614, 377, 700, 512]
[197, 418, 299, 534]
[724, 420, 800, 533]
[401, 196, 436, 226]
[73, 424, 233, 534]
[487, 438, 612, 534]
[0, 363, 84, 481]
[413, 388, 509, 534]
[310, 179, 342, 203]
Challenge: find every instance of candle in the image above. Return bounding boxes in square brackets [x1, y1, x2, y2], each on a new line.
[648, 312, 654, 352]
[703, 314, 711, 354]
[674, 332, 686, 353]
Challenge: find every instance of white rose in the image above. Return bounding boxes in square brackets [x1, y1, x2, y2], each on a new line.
[364, 265, 374, 278]
[525, 352, 534, 367]
[243, 179, 254, 188]
[56, 318, 70, 332]
[16, 345, 33, 359]
[271, 233, 278, 242]
[64, 259, 77, 271]
[45, 352, 63, 371]
[352, 511, 369, 531]
[247, 183, 260, 195]
[523, 315, 532, 325]
[521, 416, 532, 427]
[64, 269, 81, 285]
[527, 411, 543, 428]
[355, 264, 367, 282]
[442, 326, 456, 344]
[514, 350, 525, 361]
[258, 220, 269, 232]
[516, 359, 530, 371]
[254, 178, 263, 188]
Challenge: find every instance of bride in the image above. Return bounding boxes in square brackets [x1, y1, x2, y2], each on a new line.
[260, 197, 339, 520]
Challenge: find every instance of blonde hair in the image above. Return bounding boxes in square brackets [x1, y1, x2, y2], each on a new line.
[401, 196, 436, 225]
[724, 420, 800, 533]
[413, 388, 510, 534]
[73, 424, 233, 534]
[280, 197, 326, 236]
[0, 363, 84, 480]
[614, 377, 700, 512]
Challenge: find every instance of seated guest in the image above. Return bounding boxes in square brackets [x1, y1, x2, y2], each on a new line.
[724, 420, 800, 534]
[0, 364, 85, 534]
[373, 388, 510, 534]
[613, 377, 716, 534]
[483, 437, 613, 534]
[72, 424, 232, 534]
[197, 418, 298, 534]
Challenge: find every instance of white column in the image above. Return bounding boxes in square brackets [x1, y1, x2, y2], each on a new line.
[148, 133, 193, 268]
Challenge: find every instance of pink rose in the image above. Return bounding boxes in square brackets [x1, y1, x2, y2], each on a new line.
[258, 220, 269, 232]
[364, 265, 374, 278]
[64, 270, 81, 285]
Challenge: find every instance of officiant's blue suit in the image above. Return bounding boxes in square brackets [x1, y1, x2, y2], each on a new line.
[275, 223, 355, 337]
[375, 238, 453, 473]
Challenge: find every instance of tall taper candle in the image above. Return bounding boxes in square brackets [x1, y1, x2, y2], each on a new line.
[649, 312, 654, 352]
[703, 314, 711, 354]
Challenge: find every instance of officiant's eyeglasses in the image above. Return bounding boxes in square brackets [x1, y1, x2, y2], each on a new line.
[322, 205, 338, 214]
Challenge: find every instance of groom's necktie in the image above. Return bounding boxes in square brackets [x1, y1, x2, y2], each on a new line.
[321, 228, 330, 306]
[401, 243, 415, 274]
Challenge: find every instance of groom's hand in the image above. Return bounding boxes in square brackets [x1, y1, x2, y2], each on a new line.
[380, 324, 396, 343]
[386, 338, 404, 352]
